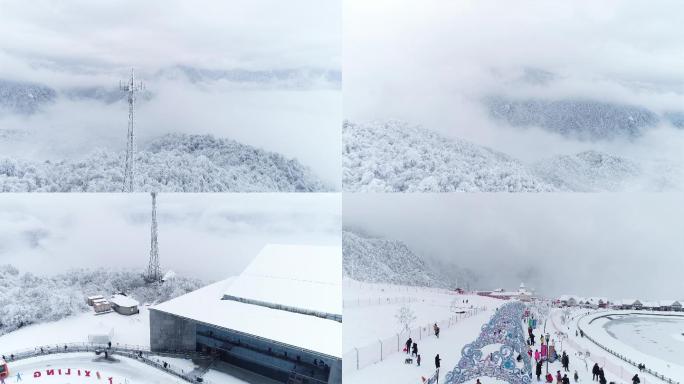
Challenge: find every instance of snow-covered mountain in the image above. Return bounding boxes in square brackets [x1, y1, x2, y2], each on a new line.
[0, 79, 57, 115]
[533, 150, 642, 192]
[0, 133, 330, 192]
[342, 120, 555, 192]
[485, 96, 659, 140]
[157, 65, 341, 89]
[342, 120, 673, 192]
[342, 230, 450, 288]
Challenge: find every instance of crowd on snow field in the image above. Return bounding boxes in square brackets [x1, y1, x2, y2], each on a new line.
[527, 317, 643, 384]
[399, 323, 442, 383]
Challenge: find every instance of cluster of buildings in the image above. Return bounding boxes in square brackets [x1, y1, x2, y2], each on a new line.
[86, 294, 140, 315]
[556, 296, 683, 311]
[149, 244, 342, 384]
[476, 283, 535, 302]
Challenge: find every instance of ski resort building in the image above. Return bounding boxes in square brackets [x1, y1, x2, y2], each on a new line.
[149, 244, 342, 384]
[110, 294, 140, 315]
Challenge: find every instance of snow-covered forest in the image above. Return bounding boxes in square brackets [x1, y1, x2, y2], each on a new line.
[342, 229, 476, 289]
[342, 120, 671, 192]
[0, 265, 203, 336]
[0, 133, 329, 192]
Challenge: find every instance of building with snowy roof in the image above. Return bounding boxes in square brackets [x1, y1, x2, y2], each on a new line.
[149, 244, 342, 384]
[110, 294, 139, 315]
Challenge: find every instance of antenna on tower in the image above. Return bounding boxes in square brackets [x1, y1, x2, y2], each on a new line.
[144, 191, 162, 284]
[120, 68, 145, 192]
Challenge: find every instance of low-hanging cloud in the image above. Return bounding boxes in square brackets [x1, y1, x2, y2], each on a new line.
[343, 193, 684, 300]
[0, 193, 341, 281]
[344, 0, 684, 185]
[0, 0, 341, 187]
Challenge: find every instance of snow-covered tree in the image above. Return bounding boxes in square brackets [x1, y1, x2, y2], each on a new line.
[395, 305, 417, 334]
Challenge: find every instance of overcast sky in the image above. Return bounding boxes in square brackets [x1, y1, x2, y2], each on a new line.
[343, 193, 684, 300]
[344, 0, 684, 169]
[0, 0, 341, 187]
[0, 193, 340, 281]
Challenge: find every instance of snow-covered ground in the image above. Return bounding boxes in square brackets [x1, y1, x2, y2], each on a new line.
[0, 301, 268, 383]
[0, 308, 151, 353]
[543, 307, 683, 383]
[343, 280, 504, 384]
[0, 353, 187, 384]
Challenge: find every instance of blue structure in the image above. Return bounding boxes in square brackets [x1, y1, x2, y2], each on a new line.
[444, 302, 532, 384]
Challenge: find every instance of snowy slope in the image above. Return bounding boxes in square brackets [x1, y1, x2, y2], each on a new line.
[342, 120, 555, 192]
[0, 79, 57, 115]
[342, 230, 450, 289]
[533, 150, 642, 192]
[0, 134, 330, 192]
[485, 96, 659, 140]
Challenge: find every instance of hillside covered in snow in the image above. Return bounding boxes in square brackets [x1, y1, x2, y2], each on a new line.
[485, 96, 660, 140]
[0, 133, 330, 192]
[342, 230, 450, 288]
[0, 265, 203, 337]
[342, 120, 656, 192]
[532, 150, 642, 192]
[343, 120, 555, 192]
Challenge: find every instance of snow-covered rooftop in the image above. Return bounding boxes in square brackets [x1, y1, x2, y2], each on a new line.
[110, 294, 139, 308]
[152, 278, 342, 358]
[151, 244, 342, 358]
[222, 244, 342, 316]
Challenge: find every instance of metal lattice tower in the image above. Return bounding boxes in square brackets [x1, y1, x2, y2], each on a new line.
[145, 191, 162, 283]
[120, 69, 144, 192]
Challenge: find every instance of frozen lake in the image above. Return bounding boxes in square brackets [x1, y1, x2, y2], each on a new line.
[603, 314, 684, 366]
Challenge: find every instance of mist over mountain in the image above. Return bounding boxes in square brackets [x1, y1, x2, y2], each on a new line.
[485, 96, 660, 141]
[342, 229, 451, 288]
[0, 79, 57, 115]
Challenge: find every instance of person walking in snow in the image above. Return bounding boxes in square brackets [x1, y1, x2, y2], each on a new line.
[562, 352, 570, 372]
[417, 354, 421, 367]
[15, 372, 22, 382]
[535, 349, 541, 362]
[412, 342, 418, 357]
[405, 338, 412, 354]
[592, 363, 600, 381]
[434, 323, 440, 338]
[556, 370, 562, 383]
[435, 354, 441, 370]
[632, 374, 640, 384]
[562, 374, 570, 384]
[536, 360, 542, 381]
[598, 368, 606, 384]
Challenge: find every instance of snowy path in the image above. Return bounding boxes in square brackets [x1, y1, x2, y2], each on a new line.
[344, 305, 497, 384]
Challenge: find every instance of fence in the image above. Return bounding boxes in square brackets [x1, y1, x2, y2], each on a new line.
[344, 307, 486, 373]
[0, 342, 216, 383]
[550, 311, 680, 384]
[343, 296, 420, 309]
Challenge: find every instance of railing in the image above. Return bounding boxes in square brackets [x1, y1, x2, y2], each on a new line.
[343, 296, 420, 308]
[343, 307, 486, 372]
[0, 342, 215, 383]
[554, 311, 680, 384]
